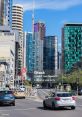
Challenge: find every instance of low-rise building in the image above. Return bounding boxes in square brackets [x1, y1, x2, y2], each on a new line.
[0, 28, 16, 88]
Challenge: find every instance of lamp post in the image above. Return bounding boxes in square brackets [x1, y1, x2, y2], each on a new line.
[76, 77, 79, 95]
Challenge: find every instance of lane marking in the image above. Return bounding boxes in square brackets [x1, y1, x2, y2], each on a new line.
[0, 108, 36, 112]
[1, 113, 9, 116]
[14, 108, 36, 111]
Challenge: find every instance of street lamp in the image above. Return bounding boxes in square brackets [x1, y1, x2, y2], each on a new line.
[76, 77, 79, 95]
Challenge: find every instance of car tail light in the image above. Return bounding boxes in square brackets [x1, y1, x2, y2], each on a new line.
[72, 96, 76, 100]
[55, 97, 60, 101]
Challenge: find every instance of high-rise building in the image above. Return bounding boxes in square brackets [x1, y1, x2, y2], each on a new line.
[25, 32, 34, 80]
[43, 36, 58, 76]
[34, 22, 45, 71]
[12, 5, 23, 73]
[34, 22, 45, 82]
[0, 0, 12, 27]
[62, 24, 82, 73]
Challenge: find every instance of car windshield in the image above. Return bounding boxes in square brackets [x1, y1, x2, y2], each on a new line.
[57, 93, 72, 97]
[0, 91, 13, 95]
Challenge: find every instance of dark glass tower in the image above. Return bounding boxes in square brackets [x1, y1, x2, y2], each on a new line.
[43, 36, 58, 75]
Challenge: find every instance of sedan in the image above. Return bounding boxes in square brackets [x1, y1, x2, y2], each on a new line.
[43, 91, 76, 110]
[14, 90, 26, 99]
[0, 90, 15, 106]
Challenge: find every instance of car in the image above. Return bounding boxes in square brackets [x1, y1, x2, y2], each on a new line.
[0, 90, 15, 106]
[14, 90, 26, 99]
[78, 89, 82, 95]
[19, 85, 26, 91]
[43, 91, 76, 110]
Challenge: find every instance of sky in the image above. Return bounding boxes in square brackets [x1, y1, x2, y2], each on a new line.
[13, 0, 82, 51]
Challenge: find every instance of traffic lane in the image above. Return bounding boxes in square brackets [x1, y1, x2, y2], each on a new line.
[0, 99, 39, 117]
[0, 99, 82, 117]
[0, 99, 41, 111]
[0, 99, 41, 117]
[76, 98, 82, 107]
[0, 105, 82, 117]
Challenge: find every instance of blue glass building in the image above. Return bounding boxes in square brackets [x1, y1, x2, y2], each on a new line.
[26, 32, 34, 80]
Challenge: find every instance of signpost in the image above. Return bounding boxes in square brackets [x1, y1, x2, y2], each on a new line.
[21, 67, 27, 86]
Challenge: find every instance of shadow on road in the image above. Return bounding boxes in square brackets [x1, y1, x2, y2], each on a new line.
[37, 106, 71, 111]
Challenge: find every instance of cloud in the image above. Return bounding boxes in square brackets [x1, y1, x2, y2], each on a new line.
[13, 0, 82, 11]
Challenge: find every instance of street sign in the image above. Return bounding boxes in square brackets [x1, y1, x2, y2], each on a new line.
[21, 67, 26, 74]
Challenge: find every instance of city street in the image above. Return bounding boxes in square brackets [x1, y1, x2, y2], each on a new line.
[0, 89, 82, 117]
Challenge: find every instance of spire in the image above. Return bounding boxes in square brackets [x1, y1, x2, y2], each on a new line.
[32, 0, 35, 34]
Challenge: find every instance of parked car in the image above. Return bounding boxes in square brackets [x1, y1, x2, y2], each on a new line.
[0, 90, 15, 106]
[43, 91, 76, 110]
[19, 85, 26, 91]
[14, 90, 26, 99]
[78, 89, 82, 95]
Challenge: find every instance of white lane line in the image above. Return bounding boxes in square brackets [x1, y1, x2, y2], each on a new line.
[26, 98, 43, 102]
[1, 113, 9, 116]
[14, 108, 36, 111]
[0, 108, 36, 112]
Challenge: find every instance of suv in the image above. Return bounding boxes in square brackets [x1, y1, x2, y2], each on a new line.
[0, 90, 15, 106]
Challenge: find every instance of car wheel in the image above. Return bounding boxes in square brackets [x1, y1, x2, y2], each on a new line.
[43, 101, 47, 109]
[12, 102, 15, 106]
[52, 102, 55, 110]
[71, 106, 75, 110]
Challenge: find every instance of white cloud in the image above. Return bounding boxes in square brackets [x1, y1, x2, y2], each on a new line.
[13, 0, 82, 11]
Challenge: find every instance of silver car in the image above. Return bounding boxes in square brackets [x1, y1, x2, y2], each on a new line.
[43, 91, 76, 110]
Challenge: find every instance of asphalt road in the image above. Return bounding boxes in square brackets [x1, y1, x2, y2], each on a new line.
[0, 97, 82, 117]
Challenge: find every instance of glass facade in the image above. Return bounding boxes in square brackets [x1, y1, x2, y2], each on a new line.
[0, 0, 12, 27]
[62, 24, 82, 73]
[34, 22, 45, 72]
[8, 0, 12, 27]
[43, 36, 58, 75]
[26, 32, 34, 74]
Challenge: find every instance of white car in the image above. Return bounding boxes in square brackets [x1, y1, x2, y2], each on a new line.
[20, 86, 26, 91]
[43, 91, 76, 110]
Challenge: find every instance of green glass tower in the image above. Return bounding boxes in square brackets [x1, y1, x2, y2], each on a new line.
[62, 24, 82, 73]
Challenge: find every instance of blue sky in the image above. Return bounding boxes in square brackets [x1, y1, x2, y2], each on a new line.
[14, 0, 82, 51]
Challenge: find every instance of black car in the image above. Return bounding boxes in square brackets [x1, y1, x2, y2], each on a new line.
[78, 89, 82, 95]
[0, 90, 15, 106]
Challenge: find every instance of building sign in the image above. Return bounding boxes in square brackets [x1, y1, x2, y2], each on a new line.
[34, 71, 45, 75]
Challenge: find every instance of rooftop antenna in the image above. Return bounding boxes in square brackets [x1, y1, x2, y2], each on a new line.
[32, 0, 35, 34]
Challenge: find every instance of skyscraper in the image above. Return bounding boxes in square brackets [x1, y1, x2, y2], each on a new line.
[12, 4, 23, 73]
[33, 22, 45, 82]
[62, 24, 82, 73]
[0, 0, 12, 27]
[43, 36, 58, 75]
[34, 22, 45, 71]
[25, 32, 34, 80]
